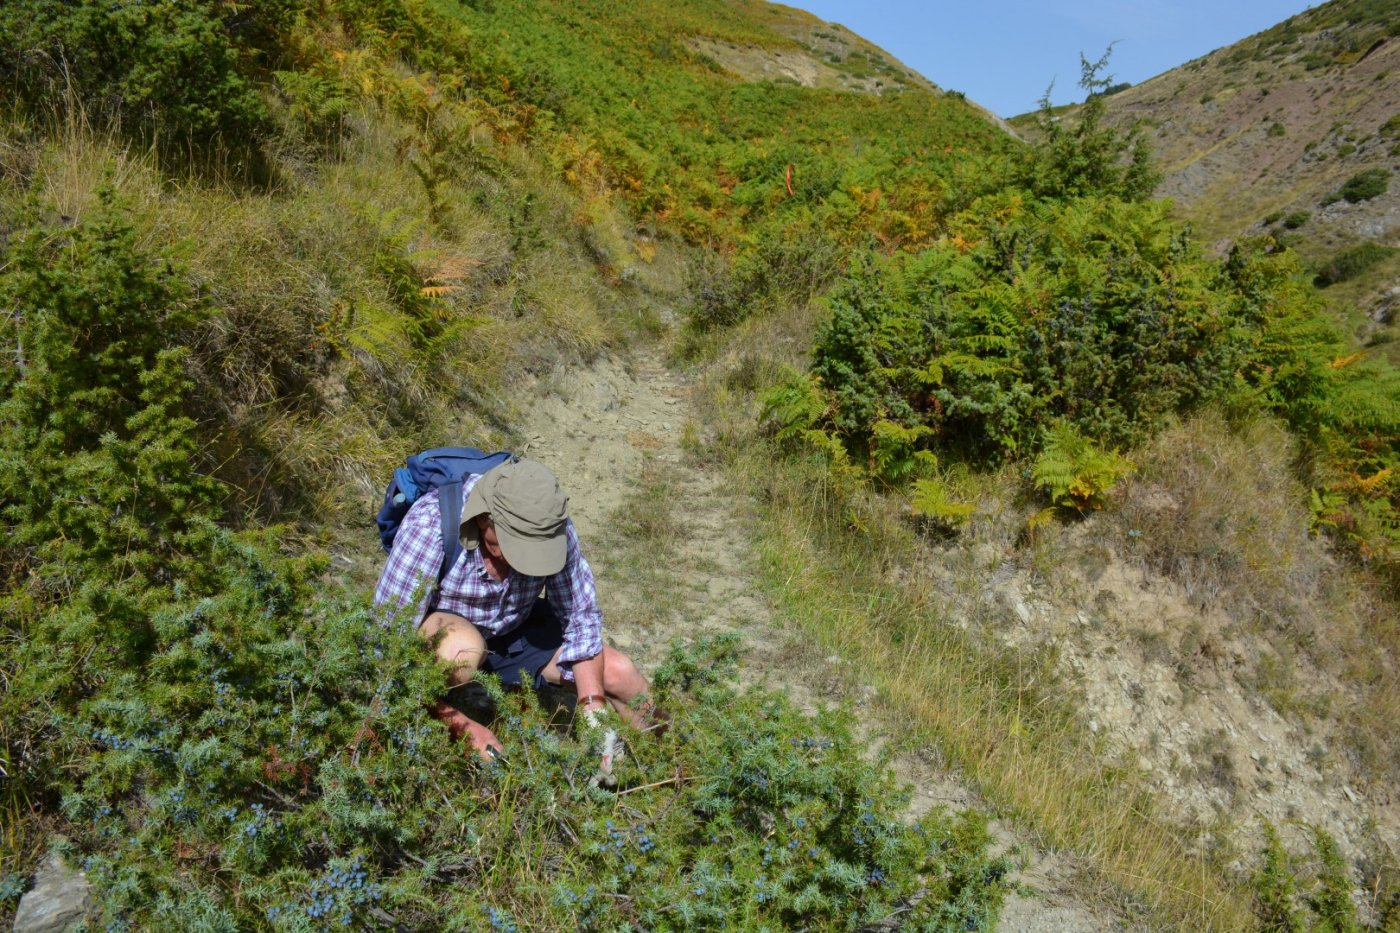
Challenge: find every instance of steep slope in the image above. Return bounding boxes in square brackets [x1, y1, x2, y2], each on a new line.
[419, 0, 1013, 246]
[5, 0, 1398, 928]
[1054, 0, 1400, 346]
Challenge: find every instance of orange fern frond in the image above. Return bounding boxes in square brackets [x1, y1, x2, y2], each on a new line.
[1353, 468, 1393, 495]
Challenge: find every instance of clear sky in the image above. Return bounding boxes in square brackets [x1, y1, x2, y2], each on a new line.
[787, 1, 1320, 117]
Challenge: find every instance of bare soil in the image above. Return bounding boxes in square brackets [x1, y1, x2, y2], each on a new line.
[513, 348, 1120, 931]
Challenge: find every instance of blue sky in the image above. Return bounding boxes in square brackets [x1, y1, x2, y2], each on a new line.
[787, 1, 1320, 117]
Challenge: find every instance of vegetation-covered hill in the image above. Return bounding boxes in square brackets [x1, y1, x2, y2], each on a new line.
[1014, 0, 1400, 356]
[1, 0, 1398, 929]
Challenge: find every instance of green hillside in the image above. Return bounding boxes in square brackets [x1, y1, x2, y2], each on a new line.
[1020, 0, 1400, 360]
[2, 0, 1398, 929]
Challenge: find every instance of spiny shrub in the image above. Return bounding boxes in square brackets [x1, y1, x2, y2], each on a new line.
[0, 188, 218, 584]
[0, 186, 224, 813]
[1021, 49, 1159, 202]
[14, 604, 1009, 930]
[1251, 821, 1365, 933]
[789, 196, 1257, 474]
[1254, 823, 1306, 931]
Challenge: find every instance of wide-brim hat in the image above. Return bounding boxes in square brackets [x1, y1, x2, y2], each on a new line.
[461, 458, 569, 577]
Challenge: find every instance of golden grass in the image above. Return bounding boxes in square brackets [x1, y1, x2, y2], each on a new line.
[1109, 414, 1400, 783]
[741, 455, 1257, 929]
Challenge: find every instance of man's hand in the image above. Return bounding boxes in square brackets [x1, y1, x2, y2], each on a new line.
[429, 701, 504, 761]
[463, 718, 505, 761]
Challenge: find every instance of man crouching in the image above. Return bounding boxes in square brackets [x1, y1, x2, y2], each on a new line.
[375, 457, 654, 760]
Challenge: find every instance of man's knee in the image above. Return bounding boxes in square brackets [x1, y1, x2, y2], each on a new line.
[419, 612, 487, 686]
[602, 645, 638, 679]
[602, 646, 647, 696]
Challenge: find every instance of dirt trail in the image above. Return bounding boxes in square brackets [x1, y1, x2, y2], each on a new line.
[516, 348, 1121, 932]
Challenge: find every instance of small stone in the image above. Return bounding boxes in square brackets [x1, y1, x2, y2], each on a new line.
[13, 853, 92, 933]
[1342, 785, 1359, 803]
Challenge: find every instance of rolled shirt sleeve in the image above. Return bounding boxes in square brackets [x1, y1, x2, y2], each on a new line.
[545, 520, 604, 680]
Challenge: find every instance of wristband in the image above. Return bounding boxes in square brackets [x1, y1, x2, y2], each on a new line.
[578, 694, 608, 711]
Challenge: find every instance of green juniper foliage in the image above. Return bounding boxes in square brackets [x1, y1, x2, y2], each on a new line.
[786, 197, 1261, 468]
[1021, 48, 1160, 203]
[0, 189, 218, 581]
[1251, 822, 1367, 933]
[18, 585, 1011, 930]
[0, 0, 304, 162]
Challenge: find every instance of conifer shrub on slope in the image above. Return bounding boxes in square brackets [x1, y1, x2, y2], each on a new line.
[763, 57, 1400, 585]
[0, 0, 305, 172]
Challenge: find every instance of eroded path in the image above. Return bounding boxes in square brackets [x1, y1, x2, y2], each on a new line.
[515, 348, 1121, 932]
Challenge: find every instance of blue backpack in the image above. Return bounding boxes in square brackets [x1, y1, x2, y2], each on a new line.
[376, 446, 514, 587]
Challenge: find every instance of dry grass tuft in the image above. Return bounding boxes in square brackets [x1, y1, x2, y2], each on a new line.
[1113, 415, 1327, 631]
[1108, 413, 1400, 781]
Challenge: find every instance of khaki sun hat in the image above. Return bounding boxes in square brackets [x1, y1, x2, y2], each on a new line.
[461, 458, 570, 577]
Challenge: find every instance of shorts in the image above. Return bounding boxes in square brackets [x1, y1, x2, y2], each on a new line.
[478, 598, 564, 690]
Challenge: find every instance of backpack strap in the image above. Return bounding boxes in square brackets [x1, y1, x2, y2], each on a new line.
[435, 479, 465, 598]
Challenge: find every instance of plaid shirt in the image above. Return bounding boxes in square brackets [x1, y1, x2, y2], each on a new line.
[373, 474, 604, 681]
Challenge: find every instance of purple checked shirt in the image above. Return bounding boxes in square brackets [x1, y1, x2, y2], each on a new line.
[373, 474, 605, 681]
